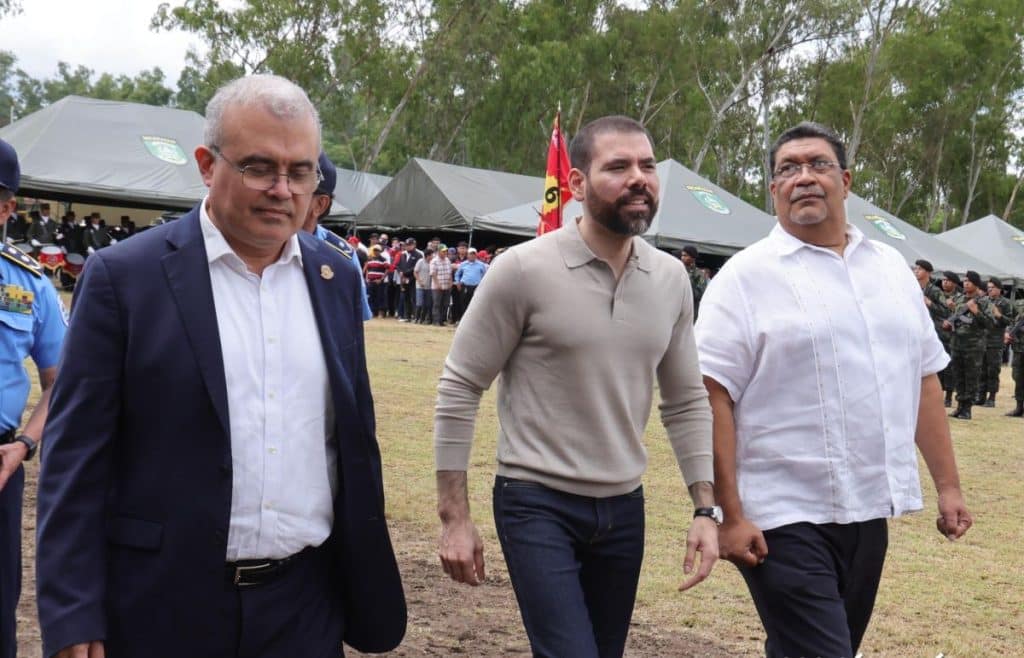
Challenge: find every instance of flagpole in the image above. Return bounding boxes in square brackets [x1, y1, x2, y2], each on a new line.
[556, 103, 562, 222]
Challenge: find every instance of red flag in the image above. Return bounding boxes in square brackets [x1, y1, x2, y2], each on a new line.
[537, 111, 571, 236]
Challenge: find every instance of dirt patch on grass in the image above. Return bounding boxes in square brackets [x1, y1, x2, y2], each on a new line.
[18, 459, 732, 656]
[348, 519, 737, 657]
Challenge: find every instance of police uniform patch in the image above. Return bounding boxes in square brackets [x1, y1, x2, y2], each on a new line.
[0, 283, 34, 314]
[1, 243, 43, 277]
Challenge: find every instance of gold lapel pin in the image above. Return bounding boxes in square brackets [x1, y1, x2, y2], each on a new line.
[320, 264, 334, 280]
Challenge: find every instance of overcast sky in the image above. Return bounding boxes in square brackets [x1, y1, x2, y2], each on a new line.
[6, 0, 208, 86]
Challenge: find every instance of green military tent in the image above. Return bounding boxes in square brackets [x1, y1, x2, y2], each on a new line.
[355, 158, 541, 231]
[0, 95, 208, 210]
[934, 214, 1024, 286]
[473, 159, 776, 256]
[328, 169, 393, 218]
[844, 193, 993, 275]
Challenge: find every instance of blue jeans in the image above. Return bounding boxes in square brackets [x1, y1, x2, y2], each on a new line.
[492, 476, 644, 658]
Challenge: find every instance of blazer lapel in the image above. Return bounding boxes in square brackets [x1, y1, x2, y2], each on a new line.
[161, 209, 231, 440]
[299, 235, 363, 435]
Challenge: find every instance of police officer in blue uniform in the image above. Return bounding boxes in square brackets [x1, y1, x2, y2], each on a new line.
[302, 152, 373, 321]
[0, 139, 66, 658]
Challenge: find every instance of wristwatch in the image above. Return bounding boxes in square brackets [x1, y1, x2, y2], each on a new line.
[14, 435, 38, 461]
[693, 506, 723, 525]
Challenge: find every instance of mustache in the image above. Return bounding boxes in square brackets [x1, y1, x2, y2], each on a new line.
[616, 189, 656, 207]
[790, 186, 825, 203]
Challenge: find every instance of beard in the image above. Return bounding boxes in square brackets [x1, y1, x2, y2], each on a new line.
[586, 186, 658, 237]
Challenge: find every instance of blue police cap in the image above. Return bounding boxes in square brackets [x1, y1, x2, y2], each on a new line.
[316, 151, 336, 198]
[0, 139, 20, 193]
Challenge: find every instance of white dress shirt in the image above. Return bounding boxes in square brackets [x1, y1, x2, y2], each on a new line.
[200, 202, 337, 560]
[695, 223, 949, 531]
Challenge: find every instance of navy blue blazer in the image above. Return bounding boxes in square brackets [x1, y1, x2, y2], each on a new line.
[36, 208, 406, 657]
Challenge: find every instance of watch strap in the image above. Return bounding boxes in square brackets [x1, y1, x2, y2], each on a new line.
[693, 506, 722, 524]
[14, 435, 38, 461]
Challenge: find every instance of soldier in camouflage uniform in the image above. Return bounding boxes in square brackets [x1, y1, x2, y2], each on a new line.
[943, 271, 991, 419]
[680, 245, 707, 321]
[937, 271, 964, 406]
[1004, 296, 1024, 417]
[978, 277, 1015, 406]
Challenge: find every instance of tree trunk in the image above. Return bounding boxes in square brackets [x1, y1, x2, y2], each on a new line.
[1002, 168, 1024, 220]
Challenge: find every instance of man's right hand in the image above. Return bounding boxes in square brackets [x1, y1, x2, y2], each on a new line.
[55, 642, 105, 658]
[718, 516, 768, 567]
[438, 519, 485, 585]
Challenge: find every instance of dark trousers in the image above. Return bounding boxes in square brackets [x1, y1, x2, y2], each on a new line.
[738, 519, 888, 658]
[952, 344, 984, 404]
[1012, 348, 1023, 402]
[400, 283, 415, 319]
[0, 467, 23, 658]
[367, 281, 387, 317]
[938, 340, 954, 392]
[493, 476, 644, 658]
[459, 285, 478, 318]
[386, 280, 398, 316]
[979, 343, 1003, 397]
[431, 289, 451, 325]
[106, 544, 343, 658]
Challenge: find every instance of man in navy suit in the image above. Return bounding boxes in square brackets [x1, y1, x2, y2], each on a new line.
[36, 74, 405, 658]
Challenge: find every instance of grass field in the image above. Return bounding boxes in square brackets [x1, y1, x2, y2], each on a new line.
[15, 316, 1024, 656]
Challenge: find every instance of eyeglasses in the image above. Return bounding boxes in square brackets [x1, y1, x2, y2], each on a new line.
[773, 160, 840, 180]
[210, 145, 323, 195]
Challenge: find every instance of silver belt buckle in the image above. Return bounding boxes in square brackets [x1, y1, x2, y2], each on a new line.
[233, 561, 271, 586]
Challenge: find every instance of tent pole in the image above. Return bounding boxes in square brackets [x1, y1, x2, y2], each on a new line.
[468, 219, 475, 248]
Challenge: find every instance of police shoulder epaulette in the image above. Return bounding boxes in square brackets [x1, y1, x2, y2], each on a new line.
[322, 235, 354, 260]
[0, 243, 43, 277]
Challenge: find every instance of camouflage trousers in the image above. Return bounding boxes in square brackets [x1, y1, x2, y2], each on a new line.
[978, 343, 1005, 397]
[938, 340, 955, 392]
[951, 344, 984, 404]
[1012, 348, 1024, 403]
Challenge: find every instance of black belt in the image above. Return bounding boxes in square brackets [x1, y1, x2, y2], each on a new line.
[226, 545, 315, 588]
[0, 429, 16, 444]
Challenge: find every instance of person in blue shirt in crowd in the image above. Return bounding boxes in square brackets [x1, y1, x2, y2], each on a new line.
[0, 138, 66, 658]
[453, 247, 488, 319]
[302, 151, 373, 321]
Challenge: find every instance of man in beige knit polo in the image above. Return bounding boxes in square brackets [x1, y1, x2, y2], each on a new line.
[434, 115, 719, 658]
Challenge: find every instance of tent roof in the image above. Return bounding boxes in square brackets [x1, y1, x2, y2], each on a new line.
[844, 194, 994, 275]
[643, 159, 774, 255]
[934, 214, 1024, 284]
[355, 158, 542, 230]
[474, 159, 776, 256]
[326, 169, 392, 218]
[0, 95, 208, 210]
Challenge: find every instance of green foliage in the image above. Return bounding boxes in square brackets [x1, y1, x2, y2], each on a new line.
[4, 0, 1024, 230]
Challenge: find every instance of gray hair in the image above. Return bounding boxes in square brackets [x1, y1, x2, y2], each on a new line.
[204, 74, 321, 147]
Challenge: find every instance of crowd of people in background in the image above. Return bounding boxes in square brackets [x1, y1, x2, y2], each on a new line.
[343, 232, 498, 326]
[914, 260, 1024, 419]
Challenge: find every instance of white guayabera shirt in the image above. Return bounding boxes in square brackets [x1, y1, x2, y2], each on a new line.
[695, 223, 949, 531]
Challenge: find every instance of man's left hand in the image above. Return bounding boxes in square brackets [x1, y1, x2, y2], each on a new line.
[0, 441, 28, 492]
[678, 517, 718, 592]
[936, 488, 973, 541]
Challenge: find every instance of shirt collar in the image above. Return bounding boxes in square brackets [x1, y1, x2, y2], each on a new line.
[200, 196, 302, 269]
[557, 215, 652, 272]
[769, 221, 867, 258]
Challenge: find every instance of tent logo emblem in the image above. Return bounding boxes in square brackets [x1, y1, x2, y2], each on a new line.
[141, 136, 188, 166]
[686, 186, 730, 215]
[865, 214, 906, 240]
